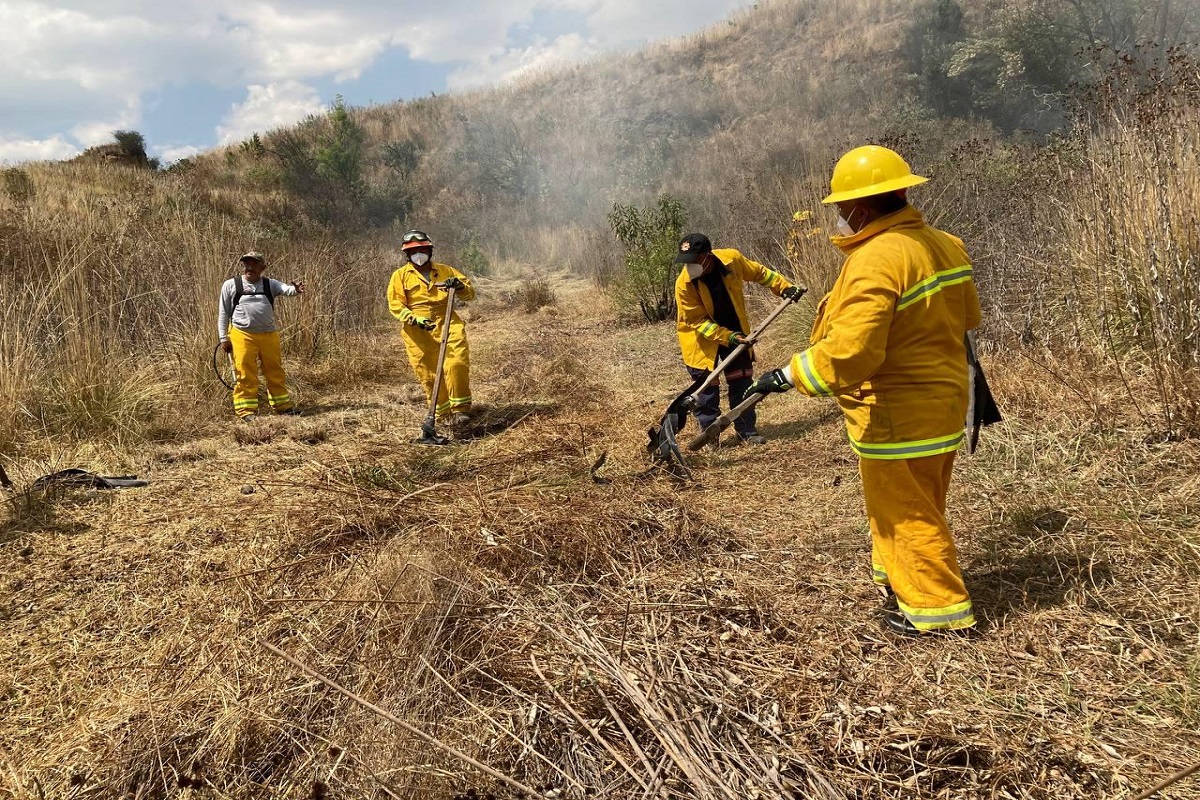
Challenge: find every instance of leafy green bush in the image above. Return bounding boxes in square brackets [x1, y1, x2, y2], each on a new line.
[607, 195, 686, 322]
[459, 232, 491, 277]
[112, 130, 148, 161]
[271, 97, 369, 227]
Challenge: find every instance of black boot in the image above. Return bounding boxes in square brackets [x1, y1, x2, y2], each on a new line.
[880, 608, 924, 638]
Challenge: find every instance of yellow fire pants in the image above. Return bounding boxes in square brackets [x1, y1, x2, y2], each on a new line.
[228, 327, 294, 417]
[400, 316, 471, 416]
[860, 451, 975, 631]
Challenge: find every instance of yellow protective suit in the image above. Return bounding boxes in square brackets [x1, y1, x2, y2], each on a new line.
[790, 205, 981, 631]
[228, 327, 293, 417]
[387, 261, 475, 415]
[674, 249, 794, 370]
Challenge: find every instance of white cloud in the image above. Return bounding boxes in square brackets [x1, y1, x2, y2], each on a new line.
[0, 135, 80, 164]
[216, 81, 325, 144]
[448, 32, 598, 90]
[0, 1, 757, 158]
[70, 101, 142, 147]
[156, 143, 204, 162]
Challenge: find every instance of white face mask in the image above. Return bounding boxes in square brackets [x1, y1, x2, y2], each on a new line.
[410, 252, 430, 267]
[836, 206, 862, 237]
[684, 262, 706, 280]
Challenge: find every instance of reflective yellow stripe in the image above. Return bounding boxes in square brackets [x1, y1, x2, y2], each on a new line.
[897, 599, 975, 630]
[449, 396, 472, 404]
[849, 430, 964, 460]
[871, 564, 889, 585]
[698, 321, 719, 338]
[757, 268, 781, 286]
[897, 265, 973, 311]
[794, 350, 833, 397]
[233, 399, 259, 408]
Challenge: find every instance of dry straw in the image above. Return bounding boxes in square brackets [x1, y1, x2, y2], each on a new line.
[3, 281, 1199, 798]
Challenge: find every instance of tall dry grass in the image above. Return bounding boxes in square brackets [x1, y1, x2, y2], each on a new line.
[1056, 56, 1200, 436]
[0, 162, 393, 458]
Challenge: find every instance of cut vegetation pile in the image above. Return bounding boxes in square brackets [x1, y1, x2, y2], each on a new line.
[2, 278, 1198, 799]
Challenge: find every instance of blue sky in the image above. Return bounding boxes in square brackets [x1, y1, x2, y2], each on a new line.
[0, 1, 755, 164]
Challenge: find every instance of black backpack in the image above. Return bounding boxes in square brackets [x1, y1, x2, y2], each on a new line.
[232, 275, 275, 308]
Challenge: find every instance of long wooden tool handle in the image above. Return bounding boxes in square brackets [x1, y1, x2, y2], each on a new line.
[689, 291, 804, 403]
[425, 286, 456, 423]
[685, 392, 765, 451]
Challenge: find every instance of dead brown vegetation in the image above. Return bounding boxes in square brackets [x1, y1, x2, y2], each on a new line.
[2, 275, 1199, 799]
[1, 2, 1199, 798]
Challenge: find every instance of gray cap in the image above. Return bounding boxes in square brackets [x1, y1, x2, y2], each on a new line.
[239, 251, 265, 263]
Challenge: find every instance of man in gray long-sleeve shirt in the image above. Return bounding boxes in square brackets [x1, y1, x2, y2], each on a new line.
[218, 251, 306, 420]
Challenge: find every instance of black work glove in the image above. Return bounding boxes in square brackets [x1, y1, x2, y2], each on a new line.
[747, 368, 792, 396]
[412, 316, 437, 331]
[443, 276, 465, 290]
[782, 285, 805, 302]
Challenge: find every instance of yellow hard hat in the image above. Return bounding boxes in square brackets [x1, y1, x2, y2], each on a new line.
[822, 145, 928, 204]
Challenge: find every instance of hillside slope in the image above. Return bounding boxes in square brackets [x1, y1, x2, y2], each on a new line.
[201, 0, 965, 263]
[2, 272, 1198, 799]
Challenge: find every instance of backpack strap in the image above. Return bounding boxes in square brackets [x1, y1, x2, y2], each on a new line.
[231, 275, 276, 307]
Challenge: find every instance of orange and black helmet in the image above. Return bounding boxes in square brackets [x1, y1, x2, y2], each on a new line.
[400, 230, 432, 251]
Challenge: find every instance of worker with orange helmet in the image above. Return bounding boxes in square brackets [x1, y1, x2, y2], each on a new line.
[747, 145, 983, 637]
[387, 230, 476, 424]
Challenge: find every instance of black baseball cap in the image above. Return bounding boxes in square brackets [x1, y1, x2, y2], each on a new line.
[675, 233, 712, 264]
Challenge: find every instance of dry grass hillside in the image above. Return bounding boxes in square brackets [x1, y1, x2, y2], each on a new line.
[2, 272, 1198, 799]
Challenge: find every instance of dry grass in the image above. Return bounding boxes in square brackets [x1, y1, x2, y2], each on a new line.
[2, 5, 1200, 798]
[0, 160, 400, 457]
[2, 278, 1198, 800]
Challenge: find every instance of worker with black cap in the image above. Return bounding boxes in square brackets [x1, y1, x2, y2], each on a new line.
[674, 233, 802, 445]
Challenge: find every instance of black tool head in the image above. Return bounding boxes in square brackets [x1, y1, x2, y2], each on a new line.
[413, 419, 451, 446]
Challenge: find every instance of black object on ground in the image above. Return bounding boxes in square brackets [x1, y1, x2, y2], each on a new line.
[30, 469, 149, 491]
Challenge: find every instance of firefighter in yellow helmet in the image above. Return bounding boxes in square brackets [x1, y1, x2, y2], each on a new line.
[387, 230, 475, 423]
[218, 252, 306, 421]
[747, 145, 982, 637]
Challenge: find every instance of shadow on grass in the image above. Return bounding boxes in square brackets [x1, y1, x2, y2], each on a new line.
[755, 413, 834, 442]
[968, 508, 1113, 619]
[286, 401, 391, 416]
[455, 402, 559, 441]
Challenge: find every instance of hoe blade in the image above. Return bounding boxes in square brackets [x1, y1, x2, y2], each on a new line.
[413, 418, 451, 446]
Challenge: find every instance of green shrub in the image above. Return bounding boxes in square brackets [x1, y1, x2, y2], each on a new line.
[460, 232, 491, 277]
[113, 130, 148, 161]
[607, 194, 686, 323]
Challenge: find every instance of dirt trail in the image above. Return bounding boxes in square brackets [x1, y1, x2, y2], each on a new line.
[3, 271, 1199, 799]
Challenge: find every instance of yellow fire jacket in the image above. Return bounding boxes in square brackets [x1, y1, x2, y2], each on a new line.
[387, 261, 475, 325]
[789, 206, 981, 459]
[675, 249, 793, 370]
